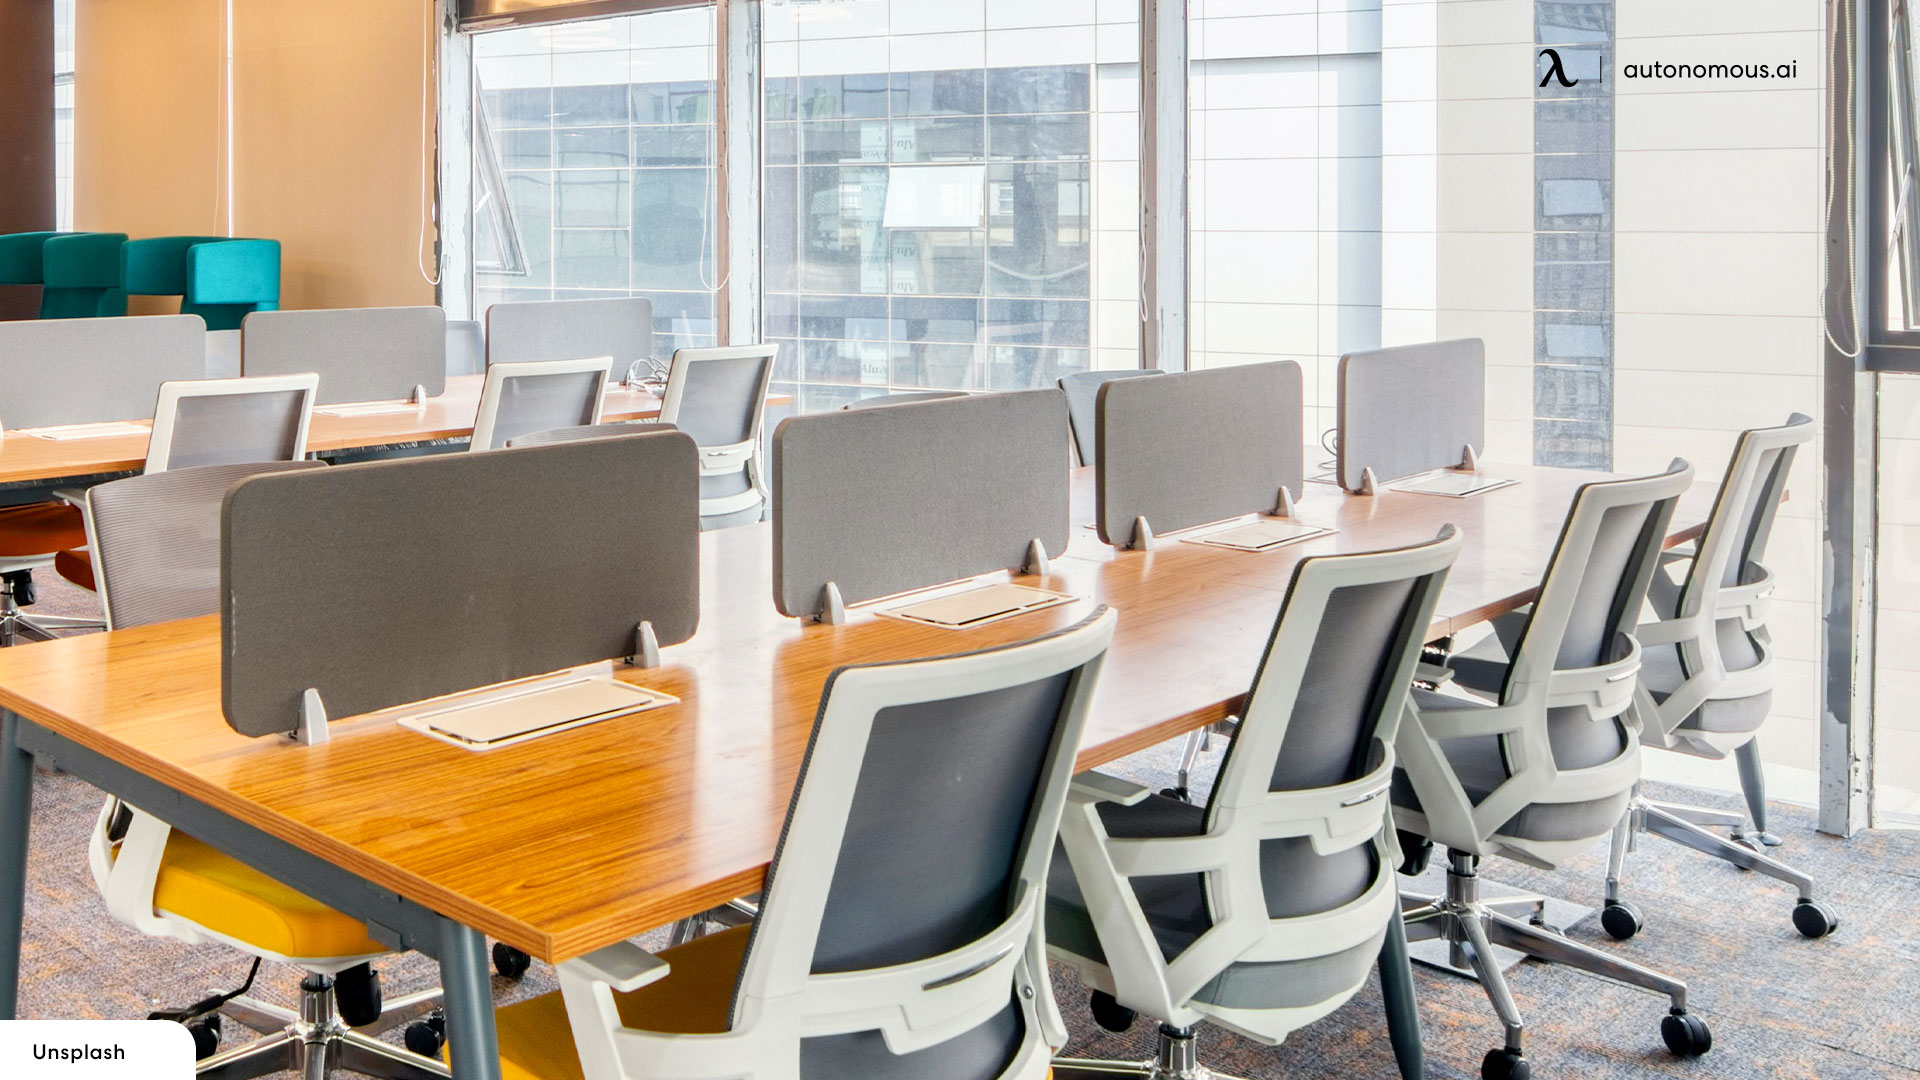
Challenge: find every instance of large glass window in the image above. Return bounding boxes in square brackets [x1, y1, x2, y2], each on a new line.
[54, 0, 74, 231]
[471, 6, 719, 352]
[761, 0, 1138, 413]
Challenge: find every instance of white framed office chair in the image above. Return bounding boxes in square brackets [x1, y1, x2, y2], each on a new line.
[1602, 414, 1838, 941]
[49, 373, 321, 598]
[478, 609, 1117, 1080]
[1047, 530, 1461, 1080]
[79, 460, 449, 1078]
[469, 356, 612, 452]
[842, 389, 968, 410]
[656, 344, 777, 524]
[1392, 461, 1708, 1080]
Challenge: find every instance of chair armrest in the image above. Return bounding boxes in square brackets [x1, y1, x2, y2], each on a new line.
[1070, 771, 1153, 807]
[560, 941, 670, 993]
[1415, 662, 1455, 686]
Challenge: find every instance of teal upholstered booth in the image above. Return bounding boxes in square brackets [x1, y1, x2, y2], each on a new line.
[121, 236, 280, 331]
[0, 232, 129, 318]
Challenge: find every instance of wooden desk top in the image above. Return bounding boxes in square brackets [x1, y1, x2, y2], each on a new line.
[0, 376, 788, 486]
[0, 463, 1718, 962]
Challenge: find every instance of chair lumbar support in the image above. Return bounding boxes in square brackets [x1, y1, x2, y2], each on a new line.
[1402, 851, 1710, 1080]
[1051, 1022, 1252, 1080]
[160, 964, 450, 1080]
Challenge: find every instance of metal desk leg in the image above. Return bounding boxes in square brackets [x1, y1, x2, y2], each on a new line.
[0, 710, 34, 1019]
[1378, 912, 1426, 1080]
[438, 920, 502, 1080]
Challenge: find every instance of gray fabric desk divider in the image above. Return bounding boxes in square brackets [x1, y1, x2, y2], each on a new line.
[241, 307, 449, 404]
[0, 315, 205, 432]
[485, 297, 654, 375]
[1095, 361, 1304, 549]
[772, 388, 1070, 621]
[1337, 338, 1485, 493]
[220, 430, 700, 738]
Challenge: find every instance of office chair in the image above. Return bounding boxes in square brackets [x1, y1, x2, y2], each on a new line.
[51, 373, 320, 595]
[79, 460, 449, 1078]
[476, 609, 1117, 1080]
[1047, 530, 1461, 1080]
[656, 344, 778, 525]
[1392, 461, 1707, 1080]
[469, 356, 612, 452]
[842, 389, 968, 409]
[0, 504, 97, 645]
[1601, 414, 1838, 941]
[1057, 369, 1164, 467]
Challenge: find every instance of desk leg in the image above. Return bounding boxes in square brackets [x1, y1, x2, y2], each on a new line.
[438, 920, 501, 1080]
[1379, 912, 1426, 1080]
[0, 710, 34, 1020]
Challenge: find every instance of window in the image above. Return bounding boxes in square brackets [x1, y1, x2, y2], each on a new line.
[471, 6, 720, 354]
[54, 0, 74, 231]
[760, 0, 1137, 414]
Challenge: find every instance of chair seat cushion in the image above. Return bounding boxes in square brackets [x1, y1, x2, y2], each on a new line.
[0, 502, 85, 558]
[1045, 791, 1379, 1011]
[1392, 689, 1630, 844]
[151, 832, 388, 961]
[53, 549, 93, 592]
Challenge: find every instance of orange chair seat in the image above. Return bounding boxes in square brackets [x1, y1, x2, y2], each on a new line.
[0, 502, 86, 558]
[53, 549, 94, 592]
[150, 832, 389, 961]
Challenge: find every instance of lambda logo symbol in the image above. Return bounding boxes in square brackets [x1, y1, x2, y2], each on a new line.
[1538, 48, 1578, 88]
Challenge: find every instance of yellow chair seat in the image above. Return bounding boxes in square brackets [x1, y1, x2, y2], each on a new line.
[151, 831, 388, 961]
[485, 926, 749, 1080]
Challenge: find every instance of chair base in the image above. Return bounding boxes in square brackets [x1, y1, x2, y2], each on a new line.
[1606, 793, 1834, 939]
[196, 977, 447, 1080]
[1402, 851, 1706, 1070]
[1053, 1024, 1249, 1080]
[0, 571, 103, 646]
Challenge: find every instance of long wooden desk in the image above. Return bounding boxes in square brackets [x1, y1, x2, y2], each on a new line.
[0, 375, 781, 487]
[0, 463, 1717, 1079]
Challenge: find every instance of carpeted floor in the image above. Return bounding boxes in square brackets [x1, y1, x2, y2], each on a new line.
[9, 575, 1920, 1078]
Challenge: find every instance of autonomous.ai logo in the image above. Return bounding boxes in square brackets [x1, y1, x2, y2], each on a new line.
[1538, 48, 1578, 88]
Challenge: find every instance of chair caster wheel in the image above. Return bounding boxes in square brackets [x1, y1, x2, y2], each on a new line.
[333, 963, 383, 1028]
[1158, 787, 1189, 804]
[404, 1012, 447, 1057]
[185, 1016, 221, 1060]
[1398, 832, 1433, 876]
[1662, 1010, 1711, 1056]
[1088, 990, 1136, 1034]
[1792, 899, 1839, 939]
[1481, 1047, 1530, 1080]
[493, 942, 533, 979]
[1600, 900, 1644, 941]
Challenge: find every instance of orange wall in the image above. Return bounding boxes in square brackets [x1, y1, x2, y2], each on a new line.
[73, 0, 436, 310]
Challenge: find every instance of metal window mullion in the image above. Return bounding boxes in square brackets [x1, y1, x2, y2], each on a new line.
[438, 0, 475, 319]
[1140, 0, 1189, 373]
[716, 0, 761, 347]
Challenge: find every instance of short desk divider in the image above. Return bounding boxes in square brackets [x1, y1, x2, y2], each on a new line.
[0, 315, 205, 436]
[1337, 338, 1495, 496]
[241, 306, 448, 406]
[485, 296, 654, 377]
[221, 428, 701, 743]
[772, 389, 1071, 623]
[1095, 362, 1306, 551]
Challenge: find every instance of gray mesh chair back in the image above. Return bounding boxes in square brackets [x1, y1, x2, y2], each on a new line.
[657, 345, 777, 519]
[468, 356, 611, 452]
[145, 373, 319, 473]
[506, 421, 676, 448]
[710, 610, 1114, 1080]
[1639, 414, 1815, 750]
[85, 460, 328, 630]
[1058, 369, 1162, 466]
[843, 390, 968, 410]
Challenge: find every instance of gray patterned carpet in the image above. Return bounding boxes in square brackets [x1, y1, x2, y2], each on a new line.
[9, 575, 1920, 1078]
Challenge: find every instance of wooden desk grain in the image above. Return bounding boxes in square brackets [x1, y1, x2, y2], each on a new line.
[0, 376, 779, 486]
[0, 463, 1718, 963]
